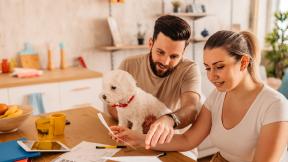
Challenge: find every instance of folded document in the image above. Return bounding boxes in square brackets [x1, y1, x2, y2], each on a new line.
[102, 156, 162, 162]
[53, 141, 120, 162]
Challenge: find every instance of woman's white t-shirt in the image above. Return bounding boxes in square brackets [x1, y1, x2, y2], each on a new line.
[204, 85, 288, 162]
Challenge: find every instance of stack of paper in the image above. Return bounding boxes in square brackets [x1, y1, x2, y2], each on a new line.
[53, 141, 120, 162]
[102, 156, 162, 162]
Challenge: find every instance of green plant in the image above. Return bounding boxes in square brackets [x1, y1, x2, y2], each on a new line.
[137, 31, 145, 39]
[265, 11, 288, 79]
[137, 23, 145, 39]
[171, 0, 182, 8]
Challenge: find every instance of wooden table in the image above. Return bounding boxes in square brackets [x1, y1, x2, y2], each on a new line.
[0, 107, 195, 162]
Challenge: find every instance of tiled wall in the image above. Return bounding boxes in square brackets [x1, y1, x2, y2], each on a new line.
[0, 0, 252, 96]
[0, 0, 111, 70]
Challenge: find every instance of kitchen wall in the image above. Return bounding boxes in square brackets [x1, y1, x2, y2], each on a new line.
[0, 0, 111, 70]
[0, 0, 253, 96]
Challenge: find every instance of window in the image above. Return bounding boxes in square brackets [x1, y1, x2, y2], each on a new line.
[279, 0, 288, 12]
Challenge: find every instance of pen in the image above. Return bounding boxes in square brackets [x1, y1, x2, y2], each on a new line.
[96, 145, 127, 149]
[157, 152, 167, 158]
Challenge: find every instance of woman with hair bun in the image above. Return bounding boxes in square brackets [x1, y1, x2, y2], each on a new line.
[111, 30, 288, 162]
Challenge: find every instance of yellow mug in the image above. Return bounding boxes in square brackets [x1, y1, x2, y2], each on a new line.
[35, 116, 54, 140]
[35, 113, 66, 140]
[49, 113, 66, 136]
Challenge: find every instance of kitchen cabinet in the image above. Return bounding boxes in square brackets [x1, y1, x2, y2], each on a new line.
[8, 83, 61, 113]
[0, 67, 103, 113]
[59, 78, 103, 111]
[5, 78, 103, 113]
[0, 88, 9, 104]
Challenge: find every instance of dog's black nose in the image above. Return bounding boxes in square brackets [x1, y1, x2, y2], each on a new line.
[102, 95, 107, 100]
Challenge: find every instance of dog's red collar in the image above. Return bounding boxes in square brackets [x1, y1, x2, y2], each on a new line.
[112, 96, 135, 108]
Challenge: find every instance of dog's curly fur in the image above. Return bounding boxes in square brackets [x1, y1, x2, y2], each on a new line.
[101, 70, 172, 133]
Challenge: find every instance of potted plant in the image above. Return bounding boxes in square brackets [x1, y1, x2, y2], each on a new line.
[265, 11, 288, 79]
[171, 0, 182, 13]
[137, 23, 146, 45]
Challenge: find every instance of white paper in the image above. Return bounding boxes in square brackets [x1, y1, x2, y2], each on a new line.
[102, 156, 162, 162]
[180, 151, 198, 161]
[97, 113, 114, 134]
[53, 141, 120, 162]
[97, 113, 136, 150]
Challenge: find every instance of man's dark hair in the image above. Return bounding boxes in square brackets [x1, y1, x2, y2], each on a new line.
[153, 15, 191, 47]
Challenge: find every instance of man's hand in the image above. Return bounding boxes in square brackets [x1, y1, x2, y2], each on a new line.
[145, 115, 175, 149]
[142, 115, 157, 134]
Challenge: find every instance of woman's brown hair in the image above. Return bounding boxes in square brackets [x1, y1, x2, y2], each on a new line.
[204, 30, 261, 83]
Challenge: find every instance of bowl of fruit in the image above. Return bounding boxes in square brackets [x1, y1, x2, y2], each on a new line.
[0, 104, 33, 133]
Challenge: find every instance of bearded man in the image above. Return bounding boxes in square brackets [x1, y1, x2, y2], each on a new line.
[107, 15, 201, 150]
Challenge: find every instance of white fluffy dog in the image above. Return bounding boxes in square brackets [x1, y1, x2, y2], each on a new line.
[101, 70, 172, 133]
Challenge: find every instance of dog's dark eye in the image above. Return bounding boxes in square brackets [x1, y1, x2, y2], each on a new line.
[111, 86, 117, 90]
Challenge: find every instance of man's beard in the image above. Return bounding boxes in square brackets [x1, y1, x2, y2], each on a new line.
[149, 52, 175, 78]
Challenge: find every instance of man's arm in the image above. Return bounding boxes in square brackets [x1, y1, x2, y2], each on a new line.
[107, 105, 118, 121]
[145, 91, 200, 146]
[172, 91, 199, 128]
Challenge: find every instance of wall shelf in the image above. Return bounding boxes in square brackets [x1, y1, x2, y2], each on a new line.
[100, 44, 148, 52]
[159, 12, 208, 20]
[191, 37, 208, 43]
[100, 44, 149, 69]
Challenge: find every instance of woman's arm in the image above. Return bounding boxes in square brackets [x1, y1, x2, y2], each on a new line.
[111, 106, 212, 151]
[253, 121, 288, 162]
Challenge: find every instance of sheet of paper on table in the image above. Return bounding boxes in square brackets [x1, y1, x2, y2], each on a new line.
[180, 151, 198, 160]
[52, 141, 120, 162]
[102, 155, 162, 162]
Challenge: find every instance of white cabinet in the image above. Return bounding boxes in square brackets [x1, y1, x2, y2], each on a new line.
[1, 77, 103, 114]
[0, 88, 9, 104]
[8, 83, 61, 113]
[92, 78, 103, 110]
[59, 78, 103, 112]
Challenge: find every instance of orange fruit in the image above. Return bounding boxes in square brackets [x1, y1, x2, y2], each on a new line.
[0, 103, 8, 115]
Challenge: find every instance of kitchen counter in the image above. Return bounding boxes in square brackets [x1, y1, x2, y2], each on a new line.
[0, 67, 102, 88]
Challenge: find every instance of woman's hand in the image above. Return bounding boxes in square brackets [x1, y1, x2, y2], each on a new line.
[110, 126, 146, 147]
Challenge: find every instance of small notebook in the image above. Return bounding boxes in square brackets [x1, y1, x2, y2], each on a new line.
[0, 138, 41, 162]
